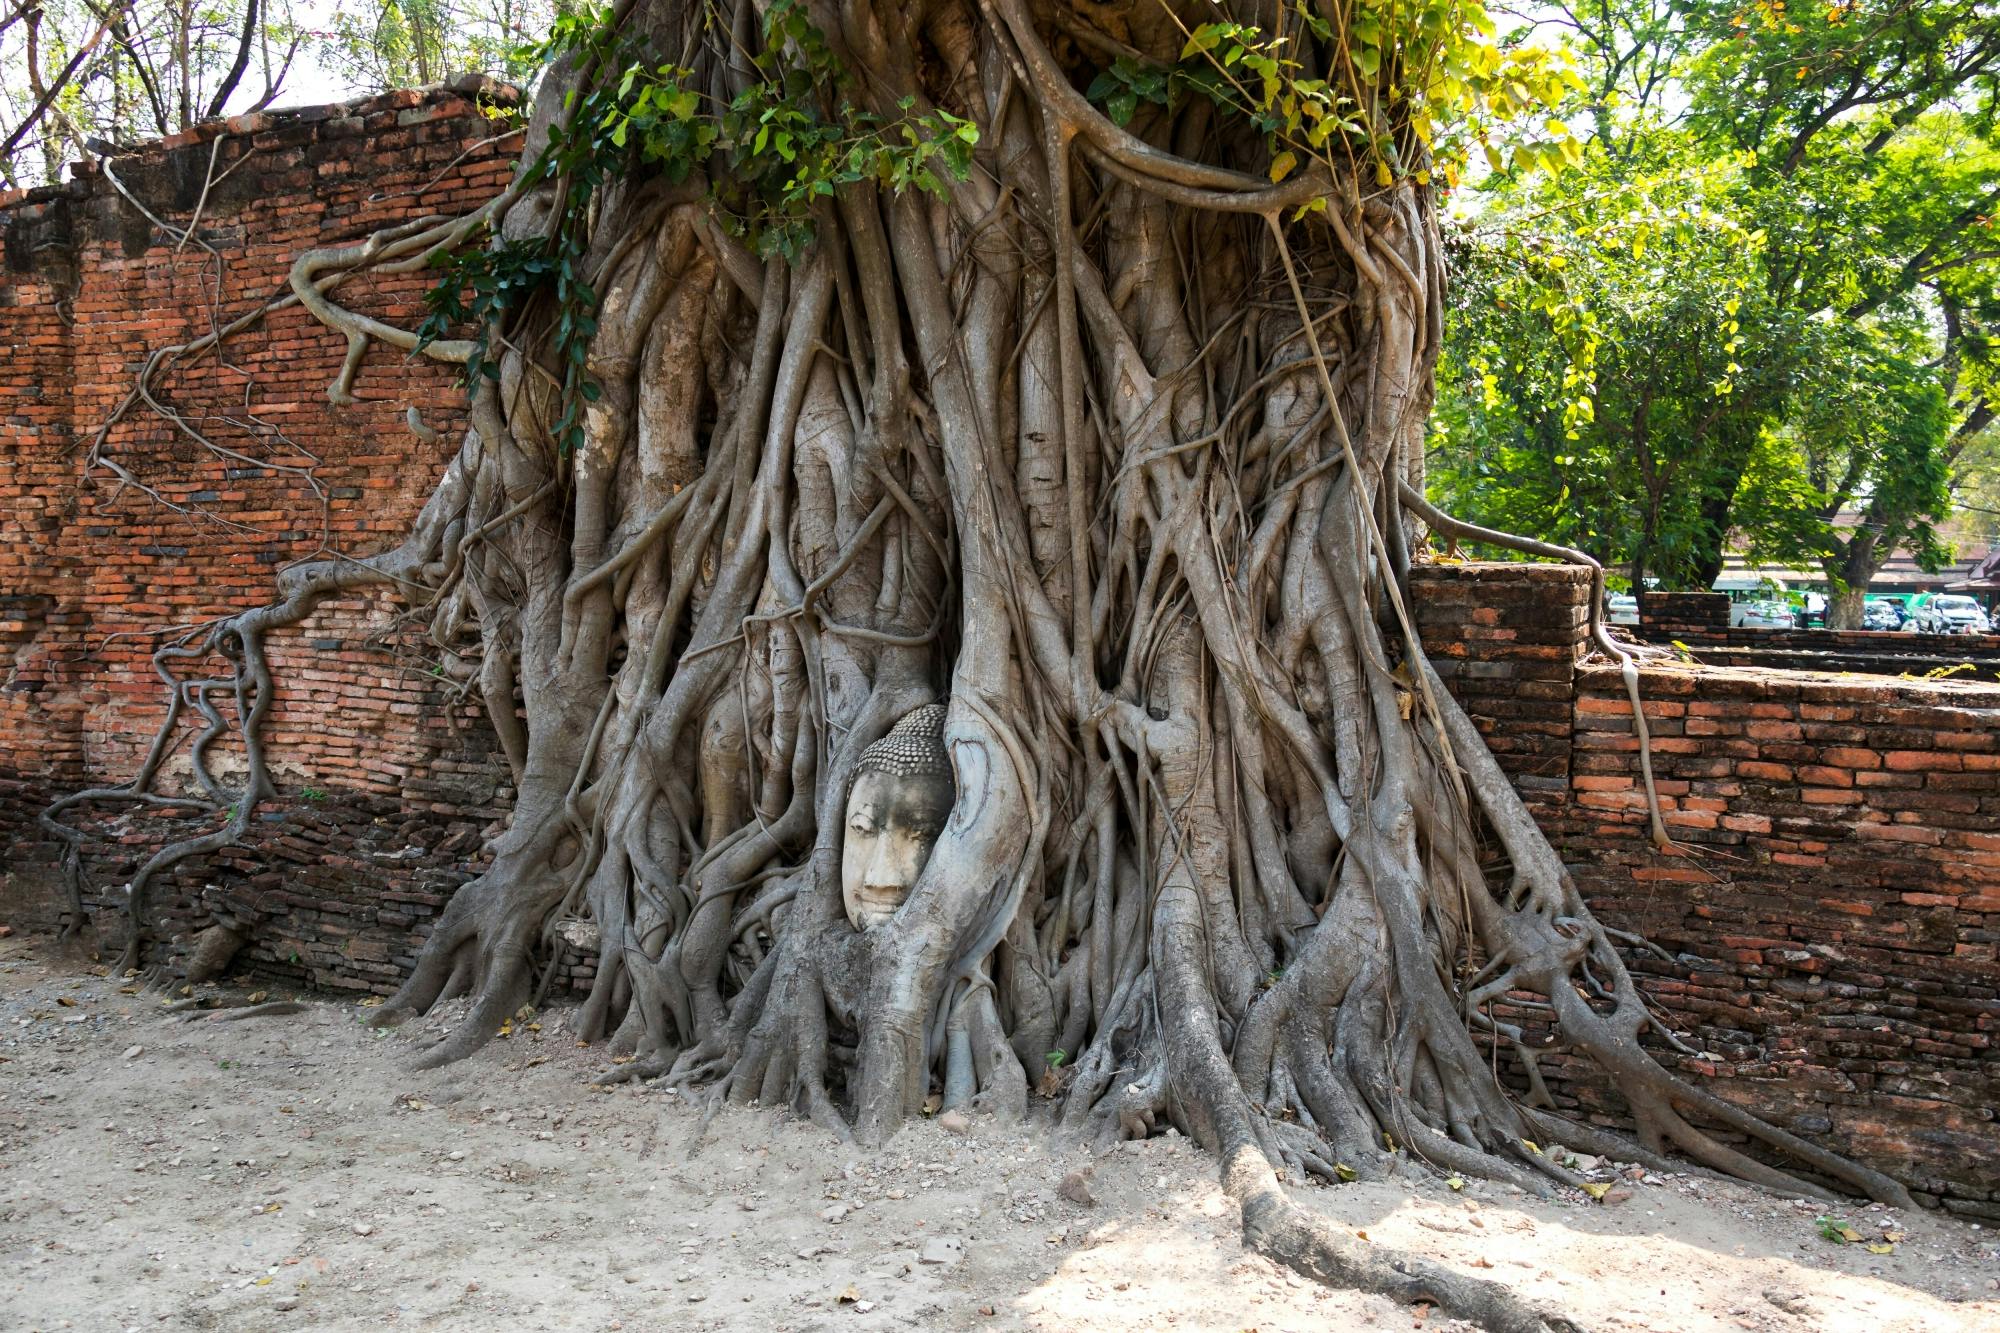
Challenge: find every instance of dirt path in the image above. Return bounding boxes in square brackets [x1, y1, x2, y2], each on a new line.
[1, 934, 1995, 1333]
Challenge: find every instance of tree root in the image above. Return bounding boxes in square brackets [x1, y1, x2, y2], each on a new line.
[1232, 1151, 1582, 1333]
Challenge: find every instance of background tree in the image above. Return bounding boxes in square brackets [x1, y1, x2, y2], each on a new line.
[0, 0, 306, 187]
[1433, 0, 2000, 616]
[317, 0, 578, 93]
[50, 0, 1914, 1325]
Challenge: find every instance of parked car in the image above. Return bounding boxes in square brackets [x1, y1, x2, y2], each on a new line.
[1730, 599, 1795, 629]
[1861, 599, 1906, 632]
[1606, 594, 1639, 626]
[1916, 594, 1992, 635]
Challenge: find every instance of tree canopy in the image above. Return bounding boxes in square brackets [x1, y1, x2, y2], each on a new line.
[1432, 0, 2000, 616]
[0, 0, 576, 187]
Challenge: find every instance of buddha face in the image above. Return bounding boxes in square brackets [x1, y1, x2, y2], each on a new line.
[842, 766, 955, 930]
[841, 704, 955, 931]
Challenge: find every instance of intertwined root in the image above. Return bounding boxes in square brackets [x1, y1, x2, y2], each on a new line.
[54, 1, 1918, 1327]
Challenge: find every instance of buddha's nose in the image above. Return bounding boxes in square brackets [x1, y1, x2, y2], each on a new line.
[865, 837, 905, 890]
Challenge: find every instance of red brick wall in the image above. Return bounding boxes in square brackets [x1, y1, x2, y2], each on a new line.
[1413, 562, 2000, 1215]
[0, 187, 87, 837]
[0, 85, 522, 867]
[1552, 664, 1999, 1214]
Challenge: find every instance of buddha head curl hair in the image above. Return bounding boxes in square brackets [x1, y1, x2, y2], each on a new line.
[855, 704, 953, 784]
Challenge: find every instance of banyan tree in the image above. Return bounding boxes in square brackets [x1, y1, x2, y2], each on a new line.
[50, 0, 1916, 1325]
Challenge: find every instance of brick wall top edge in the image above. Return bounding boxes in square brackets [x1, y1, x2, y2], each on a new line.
[0, 77, 524, 214]
[1407, 559, 1593, 584]
[1578, 659, 2000, 707]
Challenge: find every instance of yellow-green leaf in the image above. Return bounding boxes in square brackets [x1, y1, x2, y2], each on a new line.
[1269, 150, 1298, 183]
[1447, 1177, 1465, 1191]
[1335, 1162, 1358, 1182]
[1865, 1242, 1894, 1254]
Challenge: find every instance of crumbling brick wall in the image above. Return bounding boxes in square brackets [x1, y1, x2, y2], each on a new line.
[1412, 562, 2000, 1215]
[0, 85, 523, 906]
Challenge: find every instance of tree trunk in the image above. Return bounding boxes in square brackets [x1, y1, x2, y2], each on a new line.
[1823, 529, 1882, 630]
[1826, 581, 1869, 631]
[54, 1, 1916, 1324]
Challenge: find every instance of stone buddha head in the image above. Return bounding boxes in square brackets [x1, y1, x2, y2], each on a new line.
[842, 704, 955, 930]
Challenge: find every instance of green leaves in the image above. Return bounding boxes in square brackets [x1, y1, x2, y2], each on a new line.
[420, 2, 981, 443]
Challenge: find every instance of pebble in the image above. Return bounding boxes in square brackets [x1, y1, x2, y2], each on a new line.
[937, 1110, 971, 1136]
[819, 1204, 849, 1223]
[353, 1223, 374, 1236]
[274, 1296, 299, 1312]
[448, 1150, 465, 1161]
[122, 1046, 144, 1060]
[918, 1236, 965, 1265]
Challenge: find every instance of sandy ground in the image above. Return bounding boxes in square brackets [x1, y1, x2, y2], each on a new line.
[2, 933, 1996, 1333]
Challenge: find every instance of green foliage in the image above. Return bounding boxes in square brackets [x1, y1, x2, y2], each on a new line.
[1736, 328, 1955, 585]
[1082, 2, 1584, 193]
[1432, 0, 2000, 592]
[417, 0, 979, 453]
[1435, 134, 1775, 582]
[320, 0, 578, 93]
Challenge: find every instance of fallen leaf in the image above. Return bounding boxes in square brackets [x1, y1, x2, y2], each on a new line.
[1335, 1163, 1358, 1182]
[1520, 1139, 1542, 1155]
[837, 1285, 862, 1305]
[1446, 1177, 1465, 1191]
[247, 991, 268, 1004]
[1865, 1242, 1894, 1255]
[56, 996, 76, 1008]
[1581, 1182, 1611, 1200]
[357, 997, 384, 1008]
